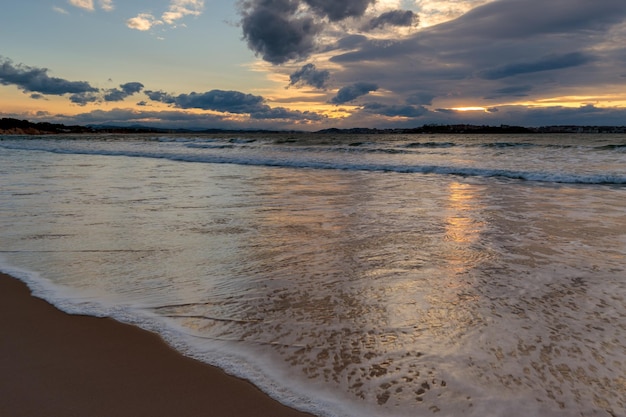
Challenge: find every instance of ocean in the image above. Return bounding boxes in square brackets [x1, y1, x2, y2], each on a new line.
[0, 133, 625, 416]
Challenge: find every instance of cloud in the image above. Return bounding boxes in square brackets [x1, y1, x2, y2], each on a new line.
[289, 63, 330, 89]
[145, 88, 323, 122]
[0, 58, 146, 106]
[70, 92, 100, 105]
[127, 13, 162, 31]
[43, 106, 319, 128]
[99, 0, 114, 11]
[0, 58, 98, 96]
[363, 10, 419, 31]
[321, 0, 626, 120]
[484, 85, 533, 100]
[67, 0, 113, 12]
[302, 0, 375, 22]
[330, 82, 378, 104]
[478, 52, 594, 80]
[104, 82, 145, 102]
[427, 104, 626, 128]
[147, 89, 266, 113]
[145, 90, 176, 104]
[53, 6, 70, 14]
[68, 0, 94, 11]
[162, 0, 204, 25]
[406, 92, 434, 106]
[12, 102, 626, 132]
[176, 90, 265, 113]
[0, 55, 323, 126]
[127, 0, 204, 32]
[238, 0, 378, 64]
[250, 107, 324, 121]
[361, 102, 428, 118]
[120, 82, 144, 95]
[58, 108, 232, 127]
[430, 0, 626, 40]
[239, 0, 321, 64]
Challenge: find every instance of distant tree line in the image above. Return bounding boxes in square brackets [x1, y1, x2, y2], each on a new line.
[2, 118, 626, 135]
[318, 124, 626, 134]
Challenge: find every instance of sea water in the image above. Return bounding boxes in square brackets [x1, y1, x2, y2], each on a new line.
[0, 133, 624, 416]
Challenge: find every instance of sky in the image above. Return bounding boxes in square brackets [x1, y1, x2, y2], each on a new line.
[2, 0, 626, 130]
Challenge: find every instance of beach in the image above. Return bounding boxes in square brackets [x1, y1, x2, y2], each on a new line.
[0, 272, 313, 417]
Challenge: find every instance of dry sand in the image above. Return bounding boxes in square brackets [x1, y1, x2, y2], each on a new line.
[0, 272, 315, 417]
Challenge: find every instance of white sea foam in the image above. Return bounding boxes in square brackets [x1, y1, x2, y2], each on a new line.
[1, 135, 625, 184]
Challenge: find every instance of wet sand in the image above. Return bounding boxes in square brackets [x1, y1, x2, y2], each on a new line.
[0, 272, 315, 417]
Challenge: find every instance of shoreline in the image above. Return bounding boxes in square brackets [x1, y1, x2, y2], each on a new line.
[0, 272, 315, 417]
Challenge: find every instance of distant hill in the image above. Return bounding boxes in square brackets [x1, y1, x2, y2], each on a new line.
[0, 118, 92, 135]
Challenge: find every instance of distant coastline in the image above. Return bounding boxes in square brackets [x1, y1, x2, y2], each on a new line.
[2, 117, 626, 135]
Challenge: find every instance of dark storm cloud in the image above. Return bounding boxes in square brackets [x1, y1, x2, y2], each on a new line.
[289, 63, 330, 89]
[302, 0, 375, 21]
[478, 52, 594, 80]
[363, 10, 418, 31]
[330, 82, 378, 104]
[239, 0, 321, 64]
[0, 57, 98, 96]
[238, 0, 376, 64]
[104, 82, 145, 102]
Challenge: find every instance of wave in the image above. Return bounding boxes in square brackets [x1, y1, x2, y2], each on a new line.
[479, 142, 537, 148]
[185, 143, 236, 150]
[594, 144, 626, 152]
[1, 141, 624, 185]
[405, 142, 456, 148]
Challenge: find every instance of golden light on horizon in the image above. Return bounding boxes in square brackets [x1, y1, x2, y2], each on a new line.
[448, 106, 489, 112]
[486, 92, 626, 109]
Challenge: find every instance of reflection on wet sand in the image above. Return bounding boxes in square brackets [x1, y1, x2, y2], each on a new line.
[205, 172, 498, 412]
